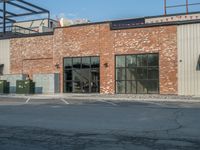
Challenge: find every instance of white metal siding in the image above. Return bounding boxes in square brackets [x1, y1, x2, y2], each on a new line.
[0, 40, 10, 74]
[178, 24, 200, 96]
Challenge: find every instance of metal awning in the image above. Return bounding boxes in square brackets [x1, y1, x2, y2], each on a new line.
[0, 0, 50, 34]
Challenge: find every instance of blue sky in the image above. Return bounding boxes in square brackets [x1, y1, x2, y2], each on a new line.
[16, 0, 200, 22]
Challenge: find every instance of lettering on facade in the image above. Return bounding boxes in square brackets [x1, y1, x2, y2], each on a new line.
[111, 13, 200, 30]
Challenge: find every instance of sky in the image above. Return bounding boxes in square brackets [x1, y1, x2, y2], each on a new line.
[3, 0, 200, 22]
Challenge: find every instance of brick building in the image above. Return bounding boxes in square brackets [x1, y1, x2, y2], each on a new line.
[1, 12, 200, 96]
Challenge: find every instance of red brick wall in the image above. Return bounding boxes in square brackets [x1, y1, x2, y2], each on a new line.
[113, 26, 177, 94]
[10, 35, 54, 78]
[10, 23, 177, 94]
[53, 24, 115, 94]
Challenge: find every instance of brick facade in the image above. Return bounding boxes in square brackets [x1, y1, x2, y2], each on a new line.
[10, 36, 54, 77]
[113, 26, 177, 94]
[10, 23, 177, 95]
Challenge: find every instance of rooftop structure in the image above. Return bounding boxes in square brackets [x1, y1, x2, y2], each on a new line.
[164, 0, 200, 15]
[0, 0, 56, 38]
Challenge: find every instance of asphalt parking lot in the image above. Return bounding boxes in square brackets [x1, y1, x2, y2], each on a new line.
[0, 96, 200, 150]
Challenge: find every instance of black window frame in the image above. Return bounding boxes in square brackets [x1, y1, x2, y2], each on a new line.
[63, 56, 100, 93]
[115, 53, 160, 94]
[197, 55, 200, 71]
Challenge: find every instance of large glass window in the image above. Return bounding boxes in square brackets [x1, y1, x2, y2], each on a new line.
[64, 57, 100, 93]
[116, 54, 159, 94]
[64, 58, 72, 69]
[116, 68, 126, 81]
[91, 57, 100, 68]
[126, 55, 137, 67]
[73, 58, 81, 68]
[82, 57, 90, 68]
[116, 56, 126, 67]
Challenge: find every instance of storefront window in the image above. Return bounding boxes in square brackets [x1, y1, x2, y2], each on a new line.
[73, 58, 81, 68]
[148, 54, 159, 66]
[82, 57, 90, 68]
[64, 58, 72, 69]
[137, 54, 147, 67]
[116, 56, 126, 67]
[116, 81, 126, 94]
[116, 54, 159, 94]
[126, 55, 137, 67]
[91, 57, 100, 68]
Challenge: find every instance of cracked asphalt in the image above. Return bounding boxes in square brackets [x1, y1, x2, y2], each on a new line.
[0, 97, 200, 150]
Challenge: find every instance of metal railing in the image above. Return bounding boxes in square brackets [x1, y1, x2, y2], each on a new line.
[0, 25, 54, 39]
[0, 25, 39, 35]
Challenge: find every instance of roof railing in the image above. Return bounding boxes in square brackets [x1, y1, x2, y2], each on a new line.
[0, 25, 39, 34]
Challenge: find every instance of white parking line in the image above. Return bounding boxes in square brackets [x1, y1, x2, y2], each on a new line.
[97, 99, 118, 106]
[60, 98, 70, 105]
[25, 97, 31, 104]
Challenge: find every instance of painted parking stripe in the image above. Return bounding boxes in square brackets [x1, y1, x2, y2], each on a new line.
[60, 98, 70, 105]
[25, 97, 31, 104]
[97, 99, 118, 106]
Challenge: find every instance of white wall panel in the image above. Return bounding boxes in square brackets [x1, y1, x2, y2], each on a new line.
[0, 40, 10, 74]
[33, 73, 60, 94]
[178, 24, 200, 96]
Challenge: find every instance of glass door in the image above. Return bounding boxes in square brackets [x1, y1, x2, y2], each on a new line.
[64, 56, 100, 93]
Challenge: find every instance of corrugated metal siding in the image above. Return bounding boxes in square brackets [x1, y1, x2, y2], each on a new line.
[0, 40, 10, 74]
[178, 24, 200, 96]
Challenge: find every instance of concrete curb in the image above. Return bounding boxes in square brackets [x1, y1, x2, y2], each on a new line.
[0, 94, 200, 103]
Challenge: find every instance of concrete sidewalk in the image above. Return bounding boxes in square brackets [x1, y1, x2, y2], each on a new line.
[0, 93, 200, 103]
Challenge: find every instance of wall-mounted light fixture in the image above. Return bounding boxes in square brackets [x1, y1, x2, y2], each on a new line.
[104, 63, 108, 68]
[55, 63, 60, 69]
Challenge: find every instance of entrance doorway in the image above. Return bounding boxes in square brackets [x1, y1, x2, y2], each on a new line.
[63, 57, 100, 93]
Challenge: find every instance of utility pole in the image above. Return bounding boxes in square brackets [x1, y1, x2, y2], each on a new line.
[164, 0, 167, 15]
[186, 0, 189, 14]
